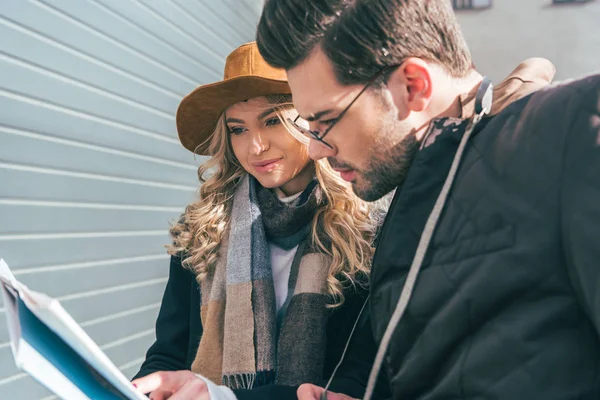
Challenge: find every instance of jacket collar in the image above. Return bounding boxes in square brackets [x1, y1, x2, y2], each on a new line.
[421, 58, 555, 150]
[458, 57, 556, 118]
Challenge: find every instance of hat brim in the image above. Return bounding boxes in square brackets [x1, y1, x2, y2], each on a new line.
[176, 76, 291, 155]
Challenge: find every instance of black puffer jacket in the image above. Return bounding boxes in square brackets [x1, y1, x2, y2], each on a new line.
[370, 73, 600, 399]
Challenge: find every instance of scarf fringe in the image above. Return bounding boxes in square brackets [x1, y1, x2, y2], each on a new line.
[222, 370, 276, 390]
[222, 373, 255, 390]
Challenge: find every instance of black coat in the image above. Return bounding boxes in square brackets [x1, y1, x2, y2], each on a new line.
[368, 75, 600, 398]
[134, 256, 388, 399]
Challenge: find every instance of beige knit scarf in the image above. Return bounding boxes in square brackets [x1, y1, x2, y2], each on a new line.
[191, 175, 331, 389]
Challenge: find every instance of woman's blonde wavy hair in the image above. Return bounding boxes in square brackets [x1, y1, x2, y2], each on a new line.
[168, 94, 380, 307]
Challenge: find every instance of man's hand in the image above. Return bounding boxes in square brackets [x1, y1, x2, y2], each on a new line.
[297, 384, 358, 400]
[132, 370, 210, 400]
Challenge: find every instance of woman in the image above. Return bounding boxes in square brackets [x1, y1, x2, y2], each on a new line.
[132, 42, 384, 400]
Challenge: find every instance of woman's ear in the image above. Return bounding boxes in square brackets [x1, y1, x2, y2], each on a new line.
[386, 58, 433, 113]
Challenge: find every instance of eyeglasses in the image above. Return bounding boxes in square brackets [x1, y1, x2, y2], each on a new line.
[288, 65, 398, 149]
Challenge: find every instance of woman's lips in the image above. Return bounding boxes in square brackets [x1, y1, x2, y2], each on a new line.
[252, 158, 281, 173]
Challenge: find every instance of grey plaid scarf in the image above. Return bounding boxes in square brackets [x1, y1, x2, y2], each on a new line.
[191, 175, 330, 389]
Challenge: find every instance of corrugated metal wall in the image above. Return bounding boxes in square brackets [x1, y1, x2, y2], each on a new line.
[0, 1, 261, 398]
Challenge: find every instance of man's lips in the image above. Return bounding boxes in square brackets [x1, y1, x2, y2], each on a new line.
[334, 168, 358, 182]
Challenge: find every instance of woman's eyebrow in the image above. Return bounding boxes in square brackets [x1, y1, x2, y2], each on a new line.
[257, 108, 277, 120]
[225, 117, 244, 124]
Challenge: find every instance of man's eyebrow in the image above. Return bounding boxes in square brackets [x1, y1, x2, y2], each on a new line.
[303, 109, 335, 122]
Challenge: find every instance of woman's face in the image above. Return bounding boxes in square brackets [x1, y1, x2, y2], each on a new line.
[226, 96, 314, 195]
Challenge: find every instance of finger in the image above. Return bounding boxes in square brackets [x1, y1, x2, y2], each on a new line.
[326, 392, 358, 400]
[132, 371, 194, 395]
[297, 385, 358, 400]
[297, 383, 322, 400]
[149, 390, 172, 400]
[169, 378, 209, 400]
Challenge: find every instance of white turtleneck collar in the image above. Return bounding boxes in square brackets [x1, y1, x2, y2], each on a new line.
[272, 187, 302, 204]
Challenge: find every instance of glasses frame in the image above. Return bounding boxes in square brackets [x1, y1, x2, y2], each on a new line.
[288, 65, 398, 149]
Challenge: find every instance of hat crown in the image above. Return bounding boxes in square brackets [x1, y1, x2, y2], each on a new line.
[223, 41, 287, 81]
[177, 42, 290, 155]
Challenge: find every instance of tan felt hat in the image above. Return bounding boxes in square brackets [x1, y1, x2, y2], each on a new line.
[176, 41, 291, 155]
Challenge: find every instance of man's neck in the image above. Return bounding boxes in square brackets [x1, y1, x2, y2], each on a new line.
[415, 69, 483, 142]
[439, 69, 484, 119]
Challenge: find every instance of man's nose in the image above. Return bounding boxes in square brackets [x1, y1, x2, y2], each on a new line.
[308, 138, 335, 161]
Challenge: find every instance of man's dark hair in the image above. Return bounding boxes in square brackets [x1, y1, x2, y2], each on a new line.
[257, 0, 473, 85]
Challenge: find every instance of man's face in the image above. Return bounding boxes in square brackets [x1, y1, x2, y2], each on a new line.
[286, 48, 421, 201]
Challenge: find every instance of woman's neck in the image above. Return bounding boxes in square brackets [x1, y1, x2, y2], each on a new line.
[277, 162, 316, 196]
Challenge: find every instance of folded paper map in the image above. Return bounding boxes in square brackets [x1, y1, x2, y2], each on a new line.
[0, 259, 148, 400]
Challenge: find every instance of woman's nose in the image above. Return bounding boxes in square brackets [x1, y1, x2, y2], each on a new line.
[250, 130, 269, 154]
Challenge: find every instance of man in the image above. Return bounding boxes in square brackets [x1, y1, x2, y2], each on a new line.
[254, 0, 600, 399]
[134, 0, 600, 399]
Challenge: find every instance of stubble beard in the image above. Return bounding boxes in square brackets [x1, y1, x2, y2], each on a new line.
[352, 107, 420, 202]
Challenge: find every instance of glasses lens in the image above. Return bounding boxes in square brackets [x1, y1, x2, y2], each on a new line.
[288, 118, 313, 138]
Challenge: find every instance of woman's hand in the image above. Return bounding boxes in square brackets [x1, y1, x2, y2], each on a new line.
[132, 370, 210, 400]
[297, 384, 358, 400]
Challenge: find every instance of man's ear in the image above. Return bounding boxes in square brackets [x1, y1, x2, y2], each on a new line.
[386, 58, 433, 113]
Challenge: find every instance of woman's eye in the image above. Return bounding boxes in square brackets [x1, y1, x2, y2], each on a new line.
[229, 126, 246, 135]
[265, 117, 281, 127]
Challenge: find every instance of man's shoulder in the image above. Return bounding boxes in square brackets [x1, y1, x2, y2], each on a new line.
[496, 73, 600, 127]
[531, 73, 600, 114]
[473, 73, 599, 169]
